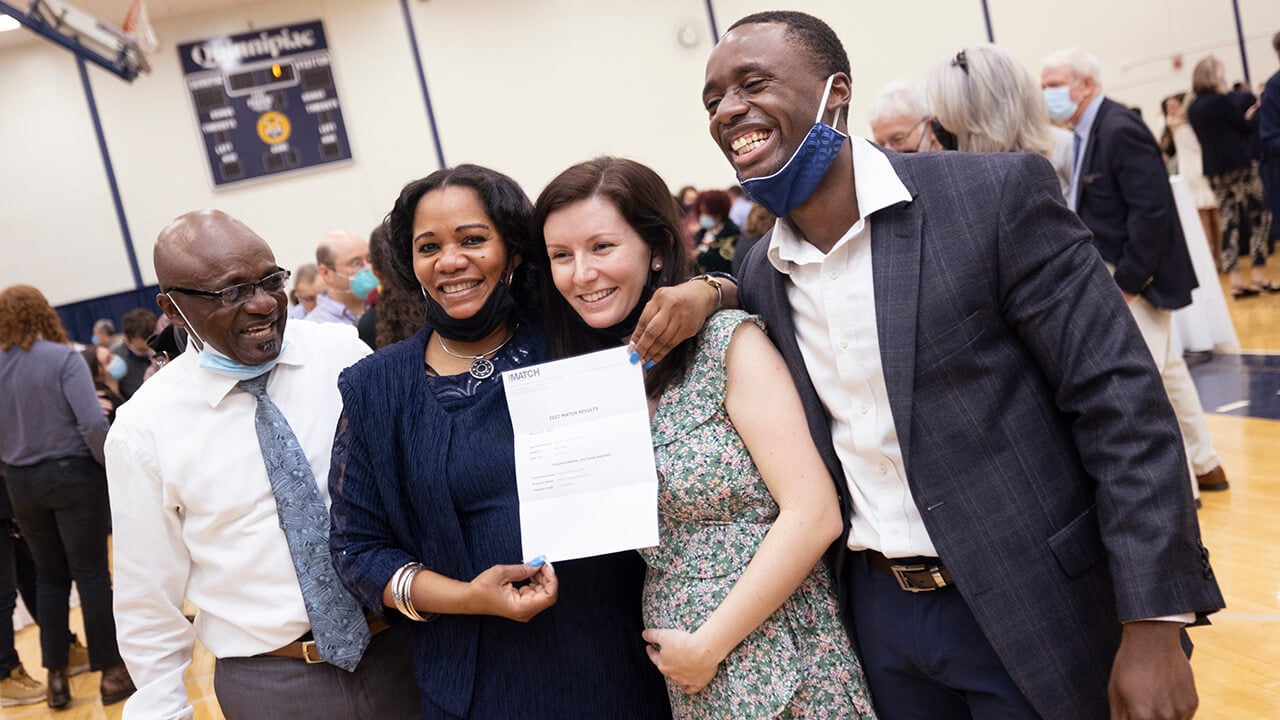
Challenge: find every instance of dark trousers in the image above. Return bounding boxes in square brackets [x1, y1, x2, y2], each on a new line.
[845, 552, 1040, 720]
[214, 623, 420, 719]
[6, 457, 121, 671]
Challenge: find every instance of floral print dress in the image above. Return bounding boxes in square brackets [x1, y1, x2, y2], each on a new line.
[641, 310, 877, 720]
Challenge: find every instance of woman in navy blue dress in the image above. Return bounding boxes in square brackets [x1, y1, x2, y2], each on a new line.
[328, 165, 697, 719]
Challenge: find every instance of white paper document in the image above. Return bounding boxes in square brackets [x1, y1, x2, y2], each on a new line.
[503, 346, 659, 562]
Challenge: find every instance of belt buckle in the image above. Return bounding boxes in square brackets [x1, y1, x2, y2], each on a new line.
[300, 640, 324, 664]
[890, 563, 928, 592]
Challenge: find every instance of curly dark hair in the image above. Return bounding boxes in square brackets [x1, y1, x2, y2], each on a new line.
[384, 164, 539, 312]
[531, 156, 696, 397]
[727, 11, 850, 78]
[0, 285, 69, 351]
[368, 222, 426, 348]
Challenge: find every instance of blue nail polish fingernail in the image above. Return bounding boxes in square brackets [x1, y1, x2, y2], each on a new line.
[629, 351, 641, 364]
[643, 360, 656, 370]
[529, 555, 546, 568]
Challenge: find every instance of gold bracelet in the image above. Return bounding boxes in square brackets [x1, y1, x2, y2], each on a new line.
[692, 274, 723, 311]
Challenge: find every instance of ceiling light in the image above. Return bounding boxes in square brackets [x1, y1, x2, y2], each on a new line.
[0, 14, 21, 33]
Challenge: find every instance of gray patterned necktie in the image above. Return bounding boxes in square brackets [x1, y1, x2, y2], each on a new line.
[239, 374, 370, 671]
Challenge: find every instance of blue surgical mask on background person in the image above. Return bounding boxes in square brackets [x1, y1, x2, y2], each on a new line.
[107, 354, 128, 380]
[739, 74, 848, 218]
[698, 214, 716, 229]
[164, 295, 283, 381]
[349, 266, 379, 301]
[1044, 85, 1079, 122]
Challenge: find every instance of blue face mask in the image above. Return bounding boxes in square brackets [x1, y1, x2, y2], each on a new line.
[738, 74, 848, 218]
[698, 214, 716, 229]
[1043, 85, 1078, 122]
[349, 266, 379, 301]
[198, 342, 285, 381]
[107, 354, 128, 380]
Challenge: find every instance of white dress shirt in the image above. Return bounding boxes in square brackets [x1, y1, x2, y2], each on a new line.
[767, 136, 935, 558]
[105, 320, 370, 720]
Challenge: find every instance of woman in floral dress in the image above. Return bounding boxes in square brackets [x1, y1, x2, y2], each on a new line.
[531, 157, 877, 720]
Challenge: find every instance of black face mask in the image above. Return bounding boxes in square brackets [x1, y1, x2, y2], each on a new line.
[931, 119, 959, 151]
[574, 285, 655, 347]
[422, 275, 517, 342]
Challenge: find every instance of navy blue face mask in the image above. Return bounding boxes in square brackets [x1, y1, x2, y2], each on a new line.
[739, 74, 848, 218]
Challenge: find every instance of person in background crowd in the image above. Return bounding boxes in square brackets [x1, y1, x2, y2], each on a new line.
[533, 155, 876, 719]
[310, 230, 373, 325]
[733, 203, 775, 277]
[288, 262, 324, 319]
[727, 185, 753, 230]
[81, 347, 126, 424]
[106, 210, 418, 719]
[1186, 55, 1275, 297]
[692, 189, 741, 274]
[358, 222, 426, 350]
[92, 319, 123, 351]
[678, 185, 701, 249]
[0, 459, 47, 708]
[868, 80, 942, 153]
[704, 12, 1222, 718]
[929, 45, 1073, 195]
[1161, 92, 1222, 255]
[112, 308, 156, 400]
[0, 285, 134, 711]
[1258, 32, 1280, 257]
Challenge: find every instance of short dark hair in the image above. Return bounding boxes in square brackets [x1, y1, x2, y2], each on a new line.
[727, 11, 850, 78]
[121, 308, 157, 341]
[531, 157, 696, 396]
[1273, 30, 1280, 54]
[385, 164, 538, 308]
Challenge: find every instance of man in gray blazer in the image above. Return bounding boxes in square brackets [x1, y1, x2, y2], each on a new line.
[703, 11, 1223, 720]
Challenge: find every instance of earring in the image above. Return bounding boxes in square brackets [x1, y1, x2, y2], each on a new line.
[652, 260, 663, 271]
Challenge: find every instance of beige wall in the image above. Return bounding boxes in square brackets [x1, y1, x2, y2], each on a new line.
[2, 0, 1278, 306]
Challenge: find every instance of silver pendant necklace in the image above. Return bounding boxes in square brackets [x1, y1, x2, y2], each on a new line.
[436, 324, 517, 380]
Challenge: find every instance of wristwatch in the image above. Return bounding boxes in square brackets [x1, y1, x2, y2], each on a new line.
[691, 274, 723, 311]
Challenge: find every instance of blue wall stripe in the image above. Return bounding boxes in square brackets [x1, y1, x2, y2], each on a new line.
[399, 0, 447, 169]
[78, 56, 144, 290]
[704, 0, 720, 44]
[980, 0, 995, 43]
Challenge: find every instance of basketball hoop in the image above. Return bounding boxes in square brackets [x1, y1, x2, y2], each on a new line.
[122, 0, 159, 55]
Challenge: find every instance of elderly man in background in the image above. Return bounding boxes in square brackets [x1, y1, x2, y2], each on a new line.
[106, 210, 416, 719]
[1042, 47, 1230, 499]
[92, 319, 124, 351]
[868, 80, 942, 152]
[308, 230, 373, 325]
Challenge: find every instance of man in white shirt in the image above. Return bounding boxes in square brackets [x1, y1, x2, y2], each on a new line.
[706, 11, 1222, 720]
[105, 210, 416, 719]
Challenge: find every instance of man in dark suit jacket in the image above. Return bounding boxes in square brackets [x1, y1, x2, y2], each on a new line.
[704, 12, 1223, 720]
[1042, 48, 1229, 496]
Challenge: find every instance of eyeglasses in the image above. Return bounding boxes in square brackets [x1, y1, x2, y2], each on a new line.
[952, 50, 969, 74]
[164, 269, 291, 306]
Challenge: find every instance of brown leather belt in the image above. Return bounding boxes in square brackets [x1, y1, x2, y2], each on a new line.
[261, 617, 390, 664]
[865, 550, 954, 592]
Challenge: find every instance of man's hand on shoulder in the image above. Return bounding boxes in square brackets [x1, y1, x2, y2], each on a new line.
[1108, 621, 1197, 720]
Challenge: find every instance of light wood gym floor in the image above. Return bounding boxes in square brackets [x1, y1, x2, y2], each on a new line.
[6, 273, 1278, 720]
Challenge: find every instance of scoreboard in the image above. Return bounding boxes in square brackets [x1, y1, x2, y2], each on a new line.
[178, 20, 352, 188]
